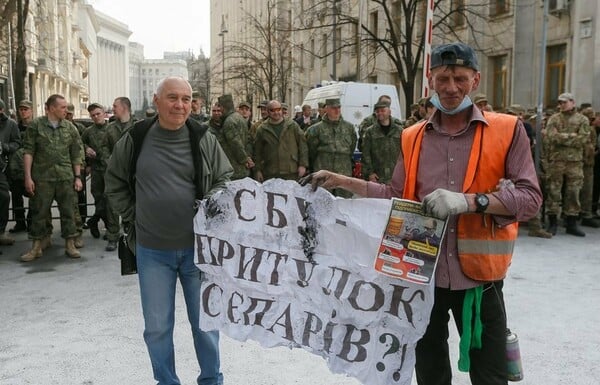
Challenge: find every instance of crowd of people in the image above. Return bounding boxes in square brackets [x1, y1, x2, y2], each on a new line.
[0, 39, 598, 385]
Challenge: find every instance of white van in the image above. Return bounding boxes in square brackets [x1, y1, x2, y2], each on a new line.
[301, 82, 402, 131]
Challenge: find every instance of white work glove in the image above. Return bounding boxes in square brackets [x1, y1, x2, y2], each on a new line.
[422, 188, 468, 219]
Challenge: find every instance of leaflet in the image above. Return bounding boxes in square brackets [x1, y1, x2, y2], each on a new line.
[374, 198, 448, 285]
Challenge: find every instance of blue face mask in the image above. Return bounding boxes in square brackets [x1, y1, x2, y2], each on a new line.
[429, 94, 473, 115]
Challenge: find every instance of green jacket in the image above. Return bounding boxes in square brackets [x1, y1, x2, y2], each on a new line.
[214, 110, 252, 179]
[23, 116, 82, 182]
[105, 118, 233, 251]
[254, 118, 308, 180]
[305, 115, 357, 176]
[544, 110, 591, 162]
[81, 122, 109, 171]
[104, 117, 136, 156]
[361, 120, 403, 184]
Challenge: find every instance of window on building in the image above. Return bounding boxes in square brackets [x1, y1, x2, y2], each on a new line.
[451, 0, 466, 27]
[155, 69, 159, 75]
[490, 0, 510, 17]
[142, 69, 146, 75]
[492, 55, 508, 110]
[369, 11, 378, 57]
[545, 44, 567, 106]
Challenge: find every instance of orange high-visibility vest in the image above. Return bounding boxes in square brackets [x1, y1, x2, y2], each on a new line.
[401, 112, 519, 281]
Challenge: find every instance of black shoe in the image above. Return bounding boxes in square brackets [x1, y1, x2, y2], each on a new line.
[82, 222, 89, 230]
[105, 241, 117, 252]
[565, 216, 586, 237]
[88, 218, 100, 239]
[9, 223, 27, 233]
[546, 215, 558, 236]
[103, 234, 108, 240]
[581, 217, 600, 228]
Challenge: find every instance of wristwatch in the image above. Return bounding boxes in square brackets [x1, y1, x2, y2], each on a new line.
[74, 175, 82, 180]
[475, 193, 489, 213]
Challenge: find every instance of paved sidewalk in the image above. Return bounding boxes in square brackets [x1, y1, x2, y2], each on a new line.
[1, 224, 599, 385]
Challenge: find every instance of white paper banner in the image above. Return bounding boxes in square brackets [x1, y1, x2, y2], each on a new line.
[194, 178, 434, 385]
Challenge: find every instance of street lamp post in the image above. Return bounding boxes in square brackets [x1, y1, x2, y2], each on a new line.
[218, 15, 228, 95]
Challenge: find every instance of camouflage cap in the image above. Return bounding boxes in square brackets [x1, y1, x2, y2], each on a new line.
[19, 100, 33, 109]
[431, 42, 479, 71]
[325, 98, 341, 107]
[317, 101, 326, 108]
[87, 102, 103, 112]
[259, 100, 269, 108]
[192, 91, 201, 99]
[67, 103, 76, 113]
[281, 103, 289, 110]
[558, 92, 574, 102]
[145, 108, 156, 117]
[238, 101, 251, 109]
[374, 100, 391, 109]
[473, 94, 488, 104]
[506, 104, 525, 115]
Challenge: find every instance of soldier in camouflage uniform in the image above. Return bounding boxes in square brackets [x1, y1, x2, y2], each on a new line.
[360, 100, 403, 185]
[216, 94, 254, 180]
[544, 92, 590, 236]
[21, 94, 83, 261]
[66, 103, 87, 248]
[253, 100, 308, 182]
[578, 106, 599, 227]
[357, 95, 402, 151]
[0, 98, 21, 248]
[305, 98, 356, 198]
[102, 97, 137, 250]
[82, 103, 118, 251]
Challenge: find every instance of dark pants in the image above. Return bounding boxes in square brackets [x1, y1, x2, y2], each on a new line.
[593, 152, 600, 215]
[0, 171, 10, 233]
[415, 282, 508, 385]
[77, 169, 87, 222]
[9, 177, 28, 228]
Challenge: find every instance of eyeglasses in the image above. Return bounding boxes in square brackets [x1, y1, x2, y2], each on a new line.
[269, 108, 282, 112]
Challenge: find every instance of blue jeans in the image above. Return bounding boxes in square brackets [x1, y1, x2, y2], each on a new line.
[137, 244, 223, 385]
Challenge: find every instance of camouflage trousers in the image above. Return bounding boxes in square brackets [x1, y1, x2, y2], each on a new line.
[580, 163, 595, 218]
[545, 160, 583, 216]
[90, 169, 119, 241]
[29, 180, 77, 239]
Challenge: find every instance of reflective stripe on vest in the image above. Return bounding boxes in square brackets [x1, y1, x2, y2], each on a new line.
[401, 112, 519, 281]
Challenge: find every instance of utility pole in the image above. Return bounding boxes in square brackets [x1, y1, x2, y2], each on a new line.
[534, 1, 550, 174]
[332, 0, 339, 81]
[218, 15, 228, 95]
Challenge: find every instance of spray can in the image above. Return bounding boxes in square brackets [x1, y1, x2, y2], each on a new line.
[506, 329, 524, 381]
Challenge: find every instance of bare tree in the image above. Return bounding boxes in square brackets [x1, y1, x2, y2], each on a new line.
[0, 0, 29, 107]
[294, 0, 509, 111]
[224, 0, 292, 102]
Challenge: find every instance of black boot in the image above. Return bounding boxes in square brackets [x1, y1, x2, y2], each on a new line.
[546, 215, 558, 235]
[565, 216, 585, 237]
[87, 216, 100, 239]
[581, 217, 600, 228]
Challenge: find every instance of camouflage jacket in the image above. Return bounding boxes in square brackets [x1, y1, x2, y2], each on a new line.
[81, 122, 109, 171]
[361, 120, 403, 184]
[218, 111, 252, 179]
[23, 116, 82, 182]
[305, 115, 357, 176]
[104, 117, 136, 156]
[544, 111, 591, 162]
[253, 118, 308, 179]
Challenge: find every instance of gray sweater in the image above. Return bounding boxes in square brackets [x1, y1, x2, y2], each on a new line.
[135, 122, 196, 249]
